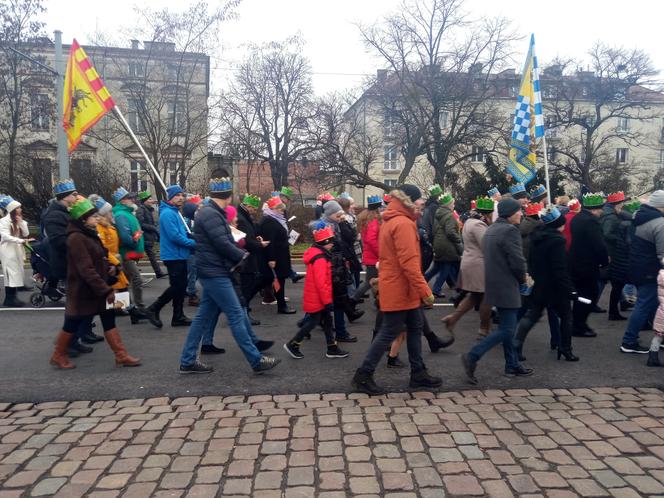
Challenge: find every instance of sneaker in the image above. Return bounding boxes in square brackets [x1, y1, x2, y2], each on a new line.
[336, 334, 358, 343]
[505, 366, 534, 377]
[262, 298, 277, 305]
[253, 355, 281, 373]
[201, 344, 226, 355]
[284, 342, 304, 359]
[326, 344, 349, 358]
[620, 342, 649, 354]
[179, 361, 213, 374]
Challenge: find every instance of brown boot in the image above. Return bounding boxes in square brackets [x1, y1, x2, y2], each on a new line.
[50, 330, 75, 369]
[104, 329, 141, 367]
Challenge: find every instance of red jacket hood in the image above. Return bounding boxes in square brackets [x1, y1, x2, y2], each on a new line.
[303, 245, 327, 264]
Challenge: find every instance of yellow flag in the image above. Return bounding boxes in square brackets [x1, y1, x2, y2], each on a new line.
[62, 39, 115, 154]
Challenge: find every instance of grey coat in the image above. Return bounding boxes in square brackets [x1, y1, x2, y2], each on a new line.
[482, 218, 526, 308]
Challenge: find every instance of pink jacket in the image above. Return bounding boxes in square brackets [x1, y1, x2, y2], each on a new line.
[654, 269, 664, 335]
[361, 218, 380, 266]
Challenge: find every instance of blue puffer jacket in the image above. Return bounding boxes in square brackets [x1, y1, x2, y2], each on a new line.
[194, 201, 247, 278]
[158, 201, 195, 261]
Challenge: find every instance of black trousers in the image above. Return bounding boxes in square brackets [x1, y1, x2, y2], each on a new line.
[291, 309, 335, 345]
[572, 275, 599, 331]
[153, 260, 188, 316]
[609, 280, 626, 315]
[240, 272, 272, 308]
[516, 298, 573, 351]
[63, 311, 116, 334]
[145, 244, 165, 277]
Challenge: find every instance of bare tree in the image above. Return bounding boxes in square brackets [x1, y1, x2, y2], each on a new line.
[544, 43, 661, 191]
[218, 36, 318, 190]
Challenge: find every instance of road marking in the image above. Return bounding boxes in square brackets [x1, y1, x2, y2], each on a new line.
[0, 307, 63, 312]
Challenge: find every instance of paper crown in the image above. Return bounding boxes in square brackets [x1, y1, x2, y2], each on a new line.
[487, 187, 500, 197]
[138, 191, 152, 201]
[312, 221, 335, 243]
[607, 191, 626, 204]
[112, 187, 131, 203]
[623, 199, 641, 214]
[475, 197, 495, 213]
[242, 194, 261, 209]
[530, 184, 547, 200]
[339, 192, 352, 200]
[428, 184, 443, 197]
[70, 198, 96, 220]
[367, 195, 383, 206]
[91, 195, 111, 213]
[383, 194, 392, 203]
[567, 199, 581, 211]
[209, 178, 232, 193]
[470, 200, 476, 210]
[525, 202, 544, 217]
[0, 194, 13, 210]
[582, 192, 606, 208]
[267, 196, 284, 210]
[53, 178, 76, 197]
[318, 193, 335, 202]
[540, 205, 562, 224]
[509, 183, 527, 196]
[440, 193, 454, 205]
[280, 186, 294, 199]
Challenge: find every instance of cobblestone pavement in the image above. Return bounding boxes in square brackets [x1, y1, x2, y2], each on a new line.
[2, 388, 664, 497]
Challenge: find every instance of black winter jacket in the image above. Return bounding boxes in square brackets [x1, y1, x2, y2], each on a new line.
[136, 203, 159, 245]
[529, 225, 575, 305]
[193, 202, 247, 279]
[568, 209, 609, 279]
[258, 215, 292, 279]
[600, 205, 631, 283]
[41, 200, 71, 281]
[236, 205, 263, 275]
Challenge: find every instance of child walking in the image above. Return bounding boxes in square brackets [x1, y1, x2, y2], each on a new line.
[648, 267, 664, 367]
[284, 222, 348, 359]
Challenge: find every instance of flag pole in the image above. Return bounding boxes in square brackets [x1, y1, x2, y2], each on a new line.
[112, 105, 191, 233]
[542, 133, 552, 205]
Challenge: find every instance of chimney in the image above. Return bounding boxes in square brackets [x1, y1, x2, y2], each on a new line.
[131, 39, 139, 50]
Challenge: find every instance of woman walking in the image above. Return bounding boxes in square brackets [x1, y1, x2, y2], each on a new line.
[0, 196, 31, 307]
[352, 195, 383, 301]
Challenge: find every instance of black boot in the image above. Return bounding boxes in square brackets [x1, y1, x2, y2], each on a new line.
[409, 369, 443, 389]
[647, 351, 663, 367]
[81, 329, 104, 344]
[69, 338, 93, 354]
[351, 369, 385, 395]
[557, 349, 579, 361]
[146, 296, 168, 329]
[247, 312, 261, 326]
[129, 307, 149, 325]
[3, 288, 25, 307]
[422, 315, 454, 352]
[171, 297, 192, 326]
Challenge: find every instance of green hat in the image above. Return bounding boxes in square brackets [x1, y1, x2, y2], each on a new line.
[428, 184, 443, 198]
[623, 199, 641, 214]
[280, 186, 294, 199]
[475, 197, 494, 213]
[138, 191, 152, 202]
[582, 193, 606, 209]
[242, 194, 261, 209]
[440, 193, 454, 206]
[70, 198, 97, 220]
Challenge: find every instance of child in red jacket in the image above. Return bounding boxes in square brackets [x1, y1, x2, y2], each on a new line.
[284, 222, 348, 359]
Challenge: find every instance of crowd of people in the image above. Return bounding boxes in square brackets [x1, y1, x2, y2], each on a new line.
[1, 176, 664, 393]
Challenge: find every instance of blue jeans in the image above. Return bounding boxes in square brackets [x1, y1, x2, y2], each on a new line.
[424, 261, 457, 294]
[469, 307, 520, 372]
[622, 282, 658, 345]
[180, 276, 261, 368]
[186, 254, 197, 297]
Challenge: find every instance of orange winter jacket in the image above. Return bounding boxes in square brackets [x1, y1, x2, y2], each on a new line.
[97, 221, 130, 290]
[377, 191, 432, 312]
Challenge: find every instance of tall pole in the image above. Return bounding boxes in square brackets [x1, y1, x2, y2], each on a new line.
[542, 133, 552, 205]
[54, 30, 69, 180]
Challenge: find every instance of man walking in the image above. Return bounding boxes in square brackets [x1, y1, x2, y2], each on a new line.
[136, 191, 166, 279]
[147, 185, 196, 328]
[352, 184, 440, 395]
[461, 197, 533, 384]
[179, 178, 280, 374]
[621, 191, 664, 354]
[418, 184, 442, 273]
[425, 193, 462, 297]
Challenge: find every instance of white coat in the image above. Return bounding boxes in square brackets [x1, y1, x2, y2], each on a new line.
[0, 214, 28, 287]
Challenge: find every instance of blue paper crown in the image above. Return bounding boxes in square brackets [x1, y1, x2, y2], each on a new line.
[271, 191, 280, 197]
[312, 219, 329, 231]
[93, 196, 109, 211]
[367, 195, 382, 205]
[339, 192, 352, 200]
[112, 187, 130, 203]
[53, 179, 76, 196]
[209, 177, 233, 193]
[530, 184, 547, 198]
[0, 194, 14, 210]
[487, 187, 500, 197]
[509, 183, 526, 195]
[540, 206, 561, 224]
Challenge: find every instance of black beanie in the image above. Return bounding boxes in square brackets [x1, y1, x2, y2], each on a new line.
[398, 184, 422, 203]
[497, 198, 521, 218]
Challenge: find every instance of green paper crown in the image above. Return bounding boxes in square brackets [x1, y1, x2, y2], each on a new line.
[582, 193, 606, 208]
[440, 193, 454, 205]
[242, 194, 261, 209]
[475, 197, 494, 212]
[280, 186, 294, 198]
[138, 191, 152, 201]
[428, 184, 443, 197]
[623, 199, 641, 214]
[70, 198, 96, 220]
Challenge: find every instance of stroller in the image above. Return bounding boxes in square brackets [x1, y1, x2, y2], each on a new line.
[27, 240, 64, 307]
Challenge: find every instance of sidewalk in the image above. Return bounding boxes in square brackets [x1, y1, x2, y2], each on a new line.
[2, 387, 664, 497]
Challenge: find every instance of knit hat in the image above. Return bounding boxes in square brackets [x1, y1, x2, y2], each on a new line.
[138, 191, 152, 202]
[242, 194, 261, 209]
[607, 191, 626, 204]
[367, 195, 383, 210]
[649, 190, 664, 208]
[267, 196, 285, 210]
[166, 185, 184, 200]
[582, 193, 606, 209]
[509, 183, 528, 200]
[323, 200, 343, 218]
[428, 184, 443, 198]
[88, 194, 112, 216]
[70, 198, 97, 221]
[623, 199, 641, 214]
[475, 197, 494, 213]
[312, 220, 335, 244]
[525, 202, 543, 217]
[540, 205, 565, 228]
[53, 179, 77, 199]
[497, 198, 521, 218]
[5, 199, 21, 214]
[225, 204, 237, 223]
[398, 184, 422, 203]
[280, 186, 294, 199]
[440, 193, 454, 206]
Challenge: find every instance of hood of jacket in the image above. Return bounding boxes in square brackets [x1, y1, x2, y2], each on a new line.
[529, 224, 562, 245]
[303, 245, 329, 264]
[383, 190, 418, 223]
[112, 202, 136, 217]
[633, 204, 663, 228]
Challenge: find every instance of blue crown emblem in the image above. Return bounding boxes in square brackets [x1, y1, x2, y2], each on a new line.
[93, 196, 109, 211]
[339, 192, 352, 200]
[530, 184, 547, 198]
[509, 183, 526, 195]
[53, 179, 76, 196]
[540, 206, 561, 224]
[487, 187, 500, 197]
[112, 187, 130, 203]
[0, 194, 14, 210]
[209, 177, 233, 193]
[367, 195, 382, 205]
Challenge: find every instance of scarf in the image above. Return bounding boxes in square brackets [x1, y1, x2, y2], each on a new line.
[263, 207, 287, 230]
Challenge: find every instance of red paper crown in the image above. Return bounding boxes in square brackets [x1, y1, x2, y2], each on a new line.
[267, 196, 284, 209]
[313, 225, 335, 243]
[568, 199, 581, 211]
[383, 194, 391, 203]
[470, 200, 477, 209]
[607, 191, 625, 204]
[525, 202, 543, 217]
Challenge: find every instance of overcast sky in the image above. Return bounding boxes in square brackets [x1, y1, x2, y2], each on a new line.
[47, 0, 663, 95]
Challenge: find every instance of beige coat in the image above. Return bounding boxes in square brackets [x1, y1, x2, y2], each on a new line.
[457, 217, 488, 293]
[0, 214, 28, 287]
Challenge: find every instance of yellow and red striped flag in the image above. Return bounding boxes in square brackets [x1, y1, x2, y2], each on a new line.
[62, 39, 115, 154]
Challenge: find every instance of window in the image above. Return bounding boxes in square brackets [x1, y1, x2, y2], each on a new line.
[168, 101, 185, 135]
[127, 98, 144, 134]
[383, 112, 398, 140]
[384, 179, 398, 188]
[130, 160, 148, 192]
[660, 149, 664, 168]
[168, 161, 180, 185]
[471, 145, 485, 163]
[32, 158, 52, 193]
[70, 159, 92, 179]
[617, 117, 629, 133]
[383, 145, 398, 170]
[547, 146, 557, 162]
[128, 61, 144, 78]
[616, 148, 628, 164]
[31, 94, 50, 131]
[439, 111, 449, 130]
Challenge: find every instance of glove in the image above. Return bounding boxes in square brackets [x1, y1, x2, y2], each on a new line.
[324, 303, 334, 313]
[422, 294, 435, 306]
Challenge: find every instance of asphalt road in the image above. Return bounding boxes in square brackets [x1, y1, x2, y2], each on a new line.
[1, 268, 662, 403]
